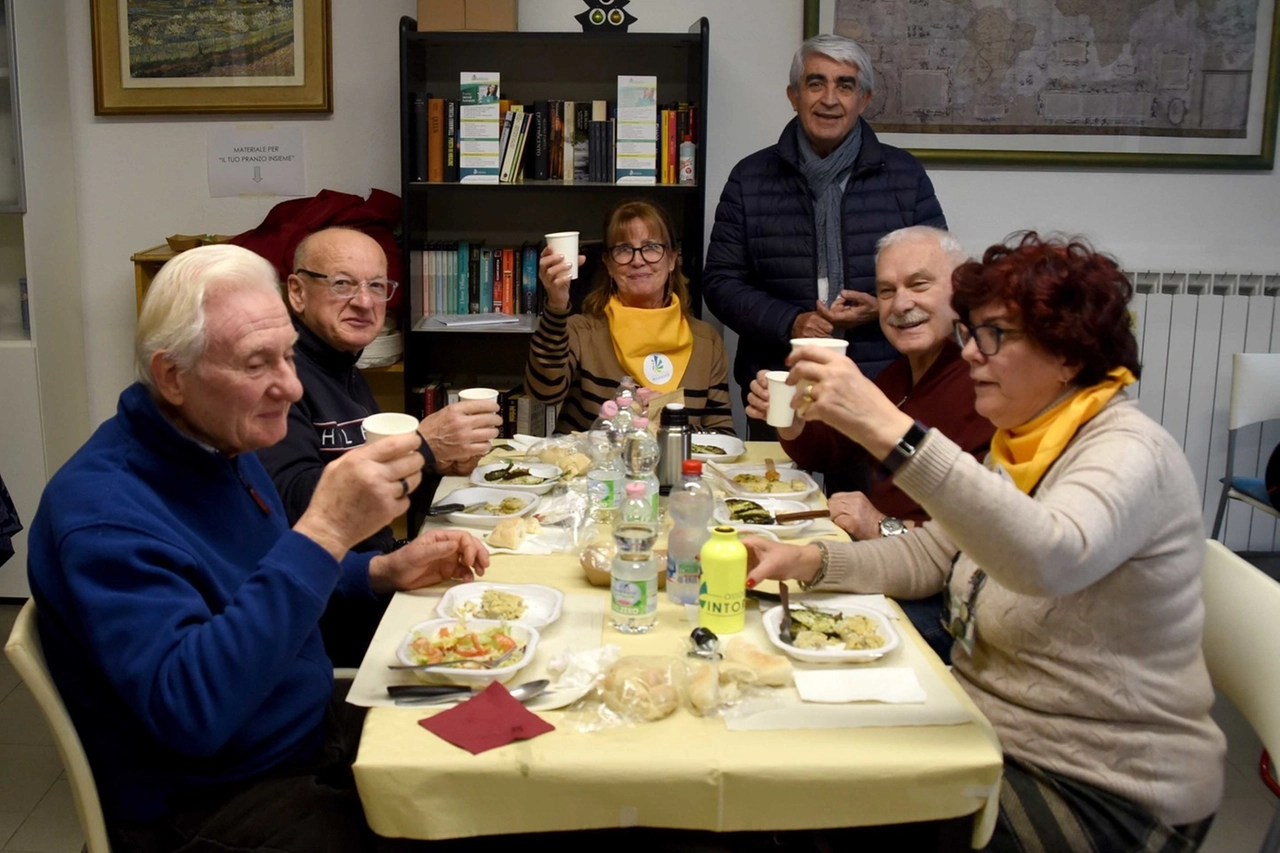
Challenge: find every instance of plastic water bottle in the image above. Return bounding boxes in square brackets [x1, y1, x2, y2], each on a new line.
[678, 136, 696, 184]
[667, 459, 713, 605]
[623, 416, 661, 521]
[611, 482, 659, 633]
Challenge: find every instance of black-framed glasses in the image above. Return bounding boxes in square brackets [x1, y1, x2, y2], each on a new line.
[953, 320, 1021, 357]
[607, 242, 667, 264]
[295, 269, 399, 302]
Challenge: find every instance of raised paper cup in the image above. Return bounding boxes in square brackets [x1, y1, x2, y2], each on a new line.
[457, 387, 500, 402]
[765, 370, 797, 428]
[790, 337, 850, 356]
[544, 231, 580, 280]
[362, 412, 420, 444]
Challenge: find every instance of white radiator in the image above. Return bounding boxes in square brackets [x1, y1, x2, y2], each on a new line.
[1128, 271, 1280, 552]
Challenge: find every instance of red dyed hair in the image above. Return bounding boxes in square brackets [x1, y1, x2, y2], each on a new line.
[951, 232, 1141, 387]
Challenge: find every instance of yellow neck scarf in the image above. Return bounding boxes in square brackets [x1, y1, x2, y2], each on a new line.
[988, 367, 1136, 494]
[604, 294, 694, 394]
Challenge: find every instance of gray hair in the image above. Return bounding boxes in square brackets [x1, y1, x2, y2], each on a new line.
[135, 244, 280, 394]
[876, 226, 966, 266]
[789, 34, 875, 94]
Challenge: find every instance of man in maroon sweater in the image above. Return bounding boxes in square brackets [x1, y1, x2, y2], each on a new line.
[747, 226, 992, 660]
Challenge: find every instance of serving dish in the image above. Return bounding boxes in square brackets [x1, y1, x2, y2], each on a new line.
[396, 618, 540, 686]
[469, 461, 563, 494]
[434, 487, 539, 529]
[713, 497, 814, 539]
[690, 433, 746, 463]
[437, 582, 565, 629]
[715, 464, 819, 500]
[761, 603, 899, 664]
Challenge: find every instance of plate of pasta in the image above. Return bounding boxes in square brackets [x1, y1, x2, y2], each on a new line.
[437, 582, 565, 629]
[762, 602, 899, 664]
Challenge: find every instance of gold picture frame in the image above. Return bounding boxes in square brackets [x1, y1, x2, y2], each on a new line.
[91, 0, 332, 116]
[803, 0, 1280, 169]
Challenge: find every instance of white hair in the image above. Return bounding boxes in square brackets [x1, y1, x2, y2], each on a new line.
[789, 34, 875, 94]
[875, 226, 966, 266]
[135, 244, 280, 394]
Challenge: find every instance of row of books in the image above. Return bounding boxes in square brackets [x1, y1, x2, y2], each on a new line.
[411, 243, 540, 317]
[410, 381, 559, 439]
[412, 94, 698, 185]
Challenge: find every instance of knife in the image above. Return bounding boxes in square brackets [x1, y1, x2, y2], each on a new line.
[426, 502, 464, 516]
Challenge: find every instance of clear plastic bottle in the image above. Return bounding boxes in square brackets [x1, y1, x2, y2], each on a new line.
[611, 482, 659, 633]
[667, 459, 713, 605]
[623, 416, 661, 521]
[678, 136, 696, 185]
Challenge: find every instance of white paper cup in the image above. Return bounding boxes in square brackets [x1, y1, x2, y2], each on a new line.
[790, 337, 850, 356]
[363, 412, 420, 444]
[457, 387, 500, 402]
[544, 231, 580, 280]
[765, 370, 797, 428]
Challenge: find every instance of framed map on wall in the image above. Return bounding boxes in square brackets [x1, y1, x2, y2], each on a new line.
[803, 0, 1280, 168]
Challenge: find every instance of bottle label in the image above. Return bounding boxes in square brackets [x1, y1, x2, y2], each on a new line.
[668, 556, 700, 585]
[698, 582, 745, 617]
[611, 576, 657, 616]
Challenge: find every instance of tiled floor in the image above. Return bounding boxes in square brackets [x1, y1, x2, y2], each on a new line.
[2, 588, 1279, 853]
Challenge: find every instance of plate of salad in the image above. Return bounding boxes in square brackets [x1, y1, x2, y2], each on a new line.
[395, 618, 540, 686]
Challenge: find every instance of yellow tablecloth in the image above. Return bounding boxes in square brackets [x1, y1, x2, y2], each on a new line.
[352, 442, 1004, 845]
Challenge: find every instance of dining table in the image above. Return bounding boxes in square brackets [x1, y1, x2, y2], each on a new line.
[348, 442, 1004, 847]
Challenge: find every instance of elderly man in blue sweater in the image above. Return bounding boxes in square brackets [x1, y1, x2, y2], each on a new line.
[27, 244, 488, 852]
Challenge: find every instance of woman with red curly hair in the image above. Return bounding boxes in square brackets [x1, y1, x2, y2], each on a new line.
[746, 232, 1224, 851]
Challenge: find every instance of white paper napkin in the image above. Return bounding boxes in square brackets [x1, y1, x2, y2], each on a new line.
[794, 667, 927, 704]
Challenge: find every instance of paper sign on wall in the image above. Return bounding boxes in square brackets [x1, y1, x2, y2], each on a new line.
[207, 127, 305, 198]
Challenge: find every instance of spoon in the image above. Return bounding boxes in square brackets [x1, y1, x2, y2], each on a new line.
[390, 679, 551, 706]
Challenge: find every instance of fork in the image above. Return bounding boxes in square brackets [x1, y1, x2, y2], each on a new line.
[388, 644, 525, 671]
[778, 582, 794, 645]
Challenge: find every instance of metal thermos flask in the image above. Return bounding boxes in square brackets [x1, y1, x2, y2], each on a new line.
[656, 403, 691, 495]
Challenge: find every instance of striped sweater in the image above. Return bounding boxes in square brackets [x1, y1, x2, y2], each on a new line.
[525, 304, 735, 435]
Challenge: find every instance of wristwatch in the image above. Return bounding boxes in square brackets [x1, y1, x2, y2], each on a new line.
[878, 517, 907, 537]
[881, 420, 928, 474]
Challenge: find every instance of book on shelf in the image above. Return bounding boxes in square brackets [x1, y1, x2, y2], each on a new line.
[501, 247, 516, 315]
[444, 99, 459, 183]
[530, 99, 550, 181]
[468, 244, 481, 313]
[616, 75, 657, 184]
[455, 240, 469, 314]
[499, 111, 530, 183]
[478, 247, 494, 312]
[549, 99, 564, 180]
[411, 92, 429, 181]
[492, 249, 504, 313]
[458, 72, 501, 183]
[521, 244, 538, 315]
[572, 102, 591, 182]
[427, 97, 445, 182]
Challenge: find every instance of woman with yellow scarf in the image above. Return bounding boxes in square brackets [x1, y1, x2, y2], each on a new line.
[744, 233, 1224, 852]
[526, 200, 734, 435]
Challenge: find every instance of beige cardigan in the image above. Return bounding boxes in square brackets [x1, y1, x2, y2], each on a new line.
[819, 394, 1225, 826]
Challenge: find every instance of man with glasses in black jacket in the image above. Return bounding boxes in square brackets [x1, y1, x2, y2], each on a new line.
[259, 227, 501, 664]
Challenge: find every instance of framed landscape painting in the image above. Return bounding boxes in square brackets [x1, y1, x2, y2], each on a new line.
[803, 0, 1280, 168]
[91, 0, 332, 115]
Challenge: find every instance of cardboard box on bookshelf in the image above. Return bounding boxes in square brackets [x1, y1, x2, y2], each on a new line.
[417, 0, 518, 32]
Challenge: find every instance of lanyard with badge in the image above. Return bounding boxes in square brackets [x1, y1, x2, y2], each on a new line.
[940, 462, 1018, 656]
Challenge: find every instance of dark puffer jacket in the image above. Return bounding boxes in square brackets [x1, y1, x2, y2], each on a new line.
[704, 118, 946, 393]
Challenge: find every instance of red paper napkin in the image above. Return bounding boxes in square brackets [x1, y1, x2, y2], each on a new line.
[417, 682, 555, 754]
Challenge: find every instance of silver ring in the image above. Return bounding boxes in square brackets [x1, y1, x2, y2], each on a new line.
[399, 478, 410, 498]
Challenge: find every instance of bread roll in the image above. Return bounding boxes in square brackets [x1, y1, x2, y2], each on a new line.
[601, 657, 681, 721]
[724, 637, 793, 687]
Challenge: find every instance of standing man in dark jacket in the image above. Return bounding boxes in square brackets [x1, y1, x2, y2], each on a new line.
[258, 227, 501, 664]
[704, 34, 947, 437]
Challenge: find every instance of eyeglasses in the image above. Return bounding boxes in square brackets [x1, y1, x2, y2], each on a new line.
[953, 320, 1021, 356]
[607, 242, 667, 264]
[295, 269, 399, 302]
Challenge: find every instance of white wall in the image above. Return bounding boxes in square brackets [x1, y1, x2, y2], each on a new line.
[59, 0, 1280, 428]
[64, 0, 419, 424]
